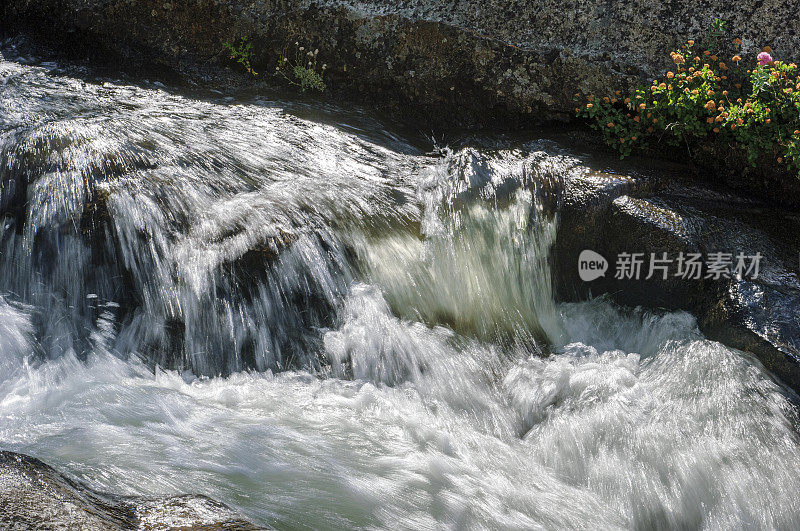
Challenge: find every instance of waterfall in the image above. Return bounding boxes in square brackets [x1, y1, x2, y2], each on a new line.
[2, 40, 800, 529]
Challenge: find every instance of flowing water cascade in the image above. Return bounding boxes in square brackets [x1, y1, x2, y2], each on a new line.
[2, 40, 800, 529]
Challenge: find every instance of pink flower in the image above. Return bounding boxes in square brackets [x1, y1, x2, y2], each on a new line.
[758, 51, 774, 65]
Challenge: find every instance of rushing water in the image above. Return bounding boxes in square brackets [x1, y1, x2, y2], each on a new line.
[2, 39, 800, 529]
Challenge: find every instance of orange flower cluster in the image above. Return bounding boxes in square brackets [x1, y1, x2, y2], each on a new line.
[575, 35, 800, 170]
[671, 52, 686, 65]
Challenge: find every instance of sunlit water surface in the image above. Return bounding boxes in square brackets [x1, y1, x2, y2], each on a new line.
[1, 40, 800, 529]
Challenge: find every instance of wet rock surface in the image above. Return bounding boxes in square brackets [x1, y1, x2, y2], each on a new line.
[0, 450, 261, 530]
[551, 158, 800, 392]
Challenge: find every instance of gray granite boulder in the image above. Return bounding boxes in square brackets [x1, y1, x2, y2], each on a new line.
[3, 0, 799, 129]
[0, 450, 261, 530]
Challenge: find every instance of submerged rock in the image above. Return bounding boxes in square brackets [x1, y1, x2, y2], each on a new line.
[0, 450, 261, 530]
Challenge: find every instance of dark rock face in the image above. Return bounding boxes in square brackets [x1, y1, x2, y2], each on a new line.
[0, 450, 261, 529]
[551, 161, 800, 392]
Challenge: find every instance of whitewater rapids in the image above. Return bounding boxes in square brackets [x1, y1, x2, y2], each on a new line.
[1, 38, 799, 529]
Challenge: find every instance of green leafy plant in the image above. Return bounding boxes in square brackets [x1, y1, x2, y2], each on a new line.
[223, 37, 257, 76]
[576, 32, 800, 175]
[706, 18, 728, 49]
[276, 42, 326, 93]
